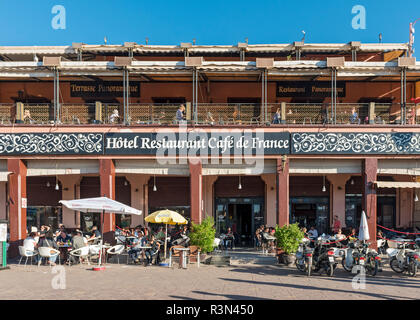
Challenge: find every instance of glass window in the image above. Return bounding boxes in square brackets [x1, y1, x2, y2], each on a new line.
[26, 206, 62, 231]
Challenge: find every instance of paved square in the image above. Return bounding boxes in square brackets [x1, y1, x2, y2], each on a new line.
[0, 254, 419, 300]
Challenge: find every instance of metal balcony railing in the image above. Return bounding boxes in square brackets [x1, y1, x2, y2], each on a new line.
[0, 102, 417, 126]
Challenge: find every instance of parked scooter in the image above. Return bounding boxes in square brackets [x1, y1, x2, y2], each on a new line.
[295, 238, 314, 276]
[387, 240, 420, 277]
[310, 237, 338, 276]
[341, 241, 382, 276]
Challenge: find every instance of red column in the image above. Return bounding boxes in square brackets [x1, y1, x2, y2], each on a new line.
[99, 159, 115, 243]
[362, 158, 377, 249]
[189, 159, 202, 224]
[276, 157, 289, 227]
[7, 159, 27, 258]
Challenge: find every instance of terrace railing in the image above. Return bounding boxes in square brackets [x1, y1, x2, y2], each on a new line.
[0, 102, 417, 126]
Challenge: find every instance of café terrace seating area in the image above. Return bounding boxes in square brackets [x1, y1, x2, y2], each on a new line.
[0, 102, 416, 126]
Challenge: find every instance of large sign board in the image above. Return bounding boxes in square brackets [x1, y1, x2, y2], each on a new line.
[1, 132, 420, 156]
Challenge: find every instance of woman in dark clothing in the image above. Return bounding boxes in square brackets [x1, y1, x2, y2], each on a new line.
[38, 231, 59, 265]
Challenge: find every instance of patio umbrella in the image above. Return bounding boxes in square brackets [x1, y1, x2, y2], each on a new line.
[145, 209, 188, 262]
[59, 197, 142, 270]
[358, 210, 370, 242]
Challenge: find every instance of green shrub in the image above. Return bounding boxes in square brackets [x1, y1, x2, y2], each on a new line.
[274, 223, 304, 255]
[189, 216, 216, 253]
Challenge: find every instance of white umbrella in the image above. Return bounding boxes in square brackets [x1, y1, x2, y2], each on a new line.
[59, 197, 142, 269]
[358, 210, 370, 241]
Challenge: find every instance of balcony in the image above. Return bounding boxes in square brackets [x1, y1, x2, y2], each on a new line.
[0, 102, 417, 126]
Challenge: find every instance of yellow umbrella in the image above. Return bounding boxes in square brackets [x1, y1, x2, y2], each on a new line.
[145, 209, 188, 262]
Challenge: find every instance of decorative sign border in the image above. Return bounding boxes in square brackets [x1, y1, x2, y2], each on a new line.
[292, 132, 420, 154]
[2, 132, 420, 156]
[0, 133, 103, 155]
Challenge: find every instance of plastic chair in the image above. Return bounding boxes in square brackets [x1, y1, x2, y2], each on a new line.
[88, 244, 102, 263]
[107, 244, 125, 264]
[68, 246, 90, 267]
[18, 246, 38, 267]
[37, 247, 60, 267]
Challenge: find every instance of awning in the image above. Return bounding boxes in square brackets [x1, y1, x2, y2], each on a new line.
[375, 181, 420, 188]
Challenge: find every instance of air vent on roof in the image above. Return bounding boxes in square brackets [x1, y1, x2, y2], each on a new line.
[42, 56, 61, 67]
[114, 56, 133, 66]
[326, 57, 345, 67]
[398, 57, 416, 67]
[185, 57, 203, 67]
[256, 58, 274, 69]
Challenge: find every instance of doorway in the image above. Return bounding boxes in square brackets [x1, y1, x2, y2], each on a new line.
[290, 197, 330, 234]
[215, 197, 264, 247]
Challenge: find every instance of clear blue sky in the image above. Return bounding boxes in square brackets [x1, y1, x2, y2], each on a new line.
[0, 0, 419, 55]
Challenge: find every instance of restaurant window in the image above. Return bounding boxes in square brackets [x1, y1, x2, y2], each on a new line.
[80, 177, 100, 232]
[27, 206, 62, 231]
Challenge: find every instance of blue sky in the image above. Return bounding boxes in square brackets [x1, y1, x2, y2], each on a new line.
[0, 0, 419, 55]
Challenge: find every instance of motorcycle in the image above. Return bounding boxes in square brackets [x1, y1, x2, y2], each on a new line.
[310, 237, 338, 276]
[387, 241, 420, 277]
[295, 238, 314, 276]
[341, 241, 382, 276]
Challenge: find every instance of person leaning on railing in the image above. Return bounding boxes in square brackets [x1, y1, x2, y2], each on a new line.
[23, 109, 35, 124]
[272, 108, 281, 124]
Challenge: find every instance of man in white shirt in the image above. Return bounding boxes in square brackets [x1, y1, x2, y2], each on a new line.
[23, 232, 39, 262]
[308, 226, 318, 239]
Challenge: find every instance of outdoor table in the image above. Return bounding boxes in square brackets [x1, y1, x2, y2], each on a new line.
[57, 244, 72, 263]
[172, 247, 190, 269]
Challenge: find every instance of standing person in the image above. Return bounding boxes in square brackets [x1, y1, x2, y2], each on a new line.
[109, 109, 120, 124]
[332, 215, 341, 234]
[272, 108, 281, 124]
[176, 105, 186, 122]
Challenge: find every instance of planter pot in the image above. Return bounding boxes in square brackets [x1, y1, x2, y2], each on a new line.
[276, 250, 285, 264]
[283, 254, 296, 266]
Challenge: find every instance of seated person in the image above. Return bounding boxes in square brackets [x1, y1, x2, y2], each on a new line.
[307, 226, 319, 239]
[87, 226, 101, 244]
[348, 228, 358, 242]
[334, 228, 346, 244]
[109, 109, 120, 124]
[224, 227, 235, 250]
[23, 232, 39, 262]
[206, 111, 215, 125]
[69, 230, 87, 264]
[38, 231, 59, 266]
[56, 230, 72, 244]
[145, 235, 161, 266]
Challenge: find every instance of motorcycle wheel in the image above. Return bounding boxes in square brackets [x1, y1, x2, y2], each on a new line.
[341, 257, 352, 272]
[408, 261, 417, 277]
[327, 263, 334, 277]
[390, 257, 404, 273]
[296, 259, 306, 272]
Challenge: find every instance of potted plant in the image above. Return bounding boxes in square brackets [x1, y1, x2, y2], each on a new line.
[189, 216, 216, 261]
[274, 223, 304, 266]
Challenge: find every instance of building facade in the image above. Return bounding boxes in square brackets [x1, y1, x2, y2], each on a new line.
[1, 41, 420, 256]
